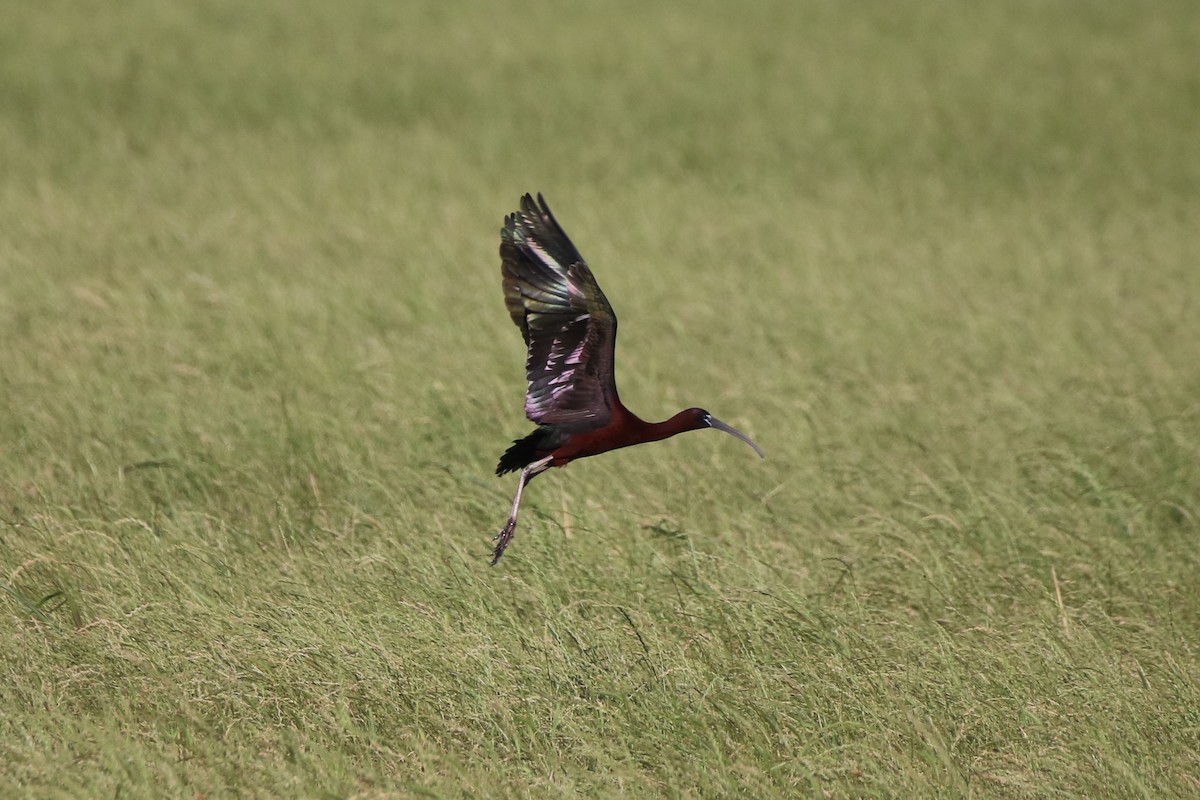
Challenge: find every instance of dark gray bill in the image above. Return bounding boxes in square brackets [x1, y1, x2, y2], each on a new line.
[707, 416, 765, 459]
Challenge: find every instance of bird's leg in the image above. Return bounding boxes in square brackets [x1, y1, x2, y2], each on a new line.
[492, 456, 552, 565]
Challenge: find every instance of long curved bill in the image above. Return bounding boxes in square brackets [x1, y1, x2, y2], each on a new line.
[707, 416, 765, 459]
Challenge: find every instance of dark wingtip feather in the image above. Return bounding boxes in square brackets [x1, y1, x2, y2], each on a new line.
[501, 192, 584, 276]
[500, 193, 544, 243]
[500, 209, 520, 242]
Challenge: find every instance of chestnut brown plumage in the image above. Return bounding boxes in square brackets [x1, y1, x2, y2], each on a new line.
[492, 194, 763, 564]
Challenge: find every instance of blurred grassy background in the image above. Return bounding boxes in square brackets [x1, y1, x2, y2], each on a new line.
[2, 1, 1198, 797]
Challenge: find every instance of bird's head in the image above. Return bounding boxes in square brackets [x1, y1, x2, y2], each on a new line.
[685, 408, 765, 458]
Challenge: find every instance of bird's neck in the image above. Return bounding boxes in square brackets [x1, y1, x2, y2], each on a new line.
[627, 408, 699, 444]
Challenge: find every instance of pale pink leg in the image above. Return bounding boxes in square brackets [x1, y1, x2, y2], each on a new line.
[492, 456, 553, 565]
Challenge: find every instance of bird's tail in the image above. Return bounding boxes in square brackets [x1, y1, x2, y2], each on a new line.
[496, 428, 555, 476]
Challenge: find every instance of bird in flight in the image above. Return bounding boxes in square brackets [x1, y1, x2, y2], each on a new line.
[492, 194, 763, 564]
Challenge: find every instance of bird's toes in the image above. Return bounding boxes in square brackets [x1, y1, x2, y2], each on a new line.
[491, 522, 517, 565]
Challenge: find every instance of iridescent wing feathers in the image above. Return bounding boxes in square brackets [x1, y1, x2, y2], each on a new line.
[500, 194, 619, 429]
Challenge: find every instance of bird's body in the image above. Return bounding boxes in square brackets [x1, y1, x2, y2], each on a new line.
[497, 406, 709, 474]
[492, 194, 763, 564]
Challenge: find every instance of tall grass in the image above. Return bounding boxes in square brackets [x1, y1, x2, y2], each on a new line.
[2, 1, 1198, 797]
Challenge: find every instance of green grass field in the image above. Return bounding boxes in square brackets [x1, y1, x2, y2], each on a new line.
[3, 1, 1199, 797]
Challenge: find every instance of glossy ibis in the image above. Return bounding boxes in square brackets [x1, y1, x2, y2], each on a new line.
[492, 194, 764, 564]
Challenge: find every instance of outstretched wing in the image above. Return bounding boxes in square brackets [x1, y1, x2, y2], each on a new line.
[501, 193, 619, 429]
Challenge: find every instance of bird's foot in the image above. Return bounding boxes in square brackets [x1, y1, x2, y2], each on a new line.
[491, 519, 517, 566]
